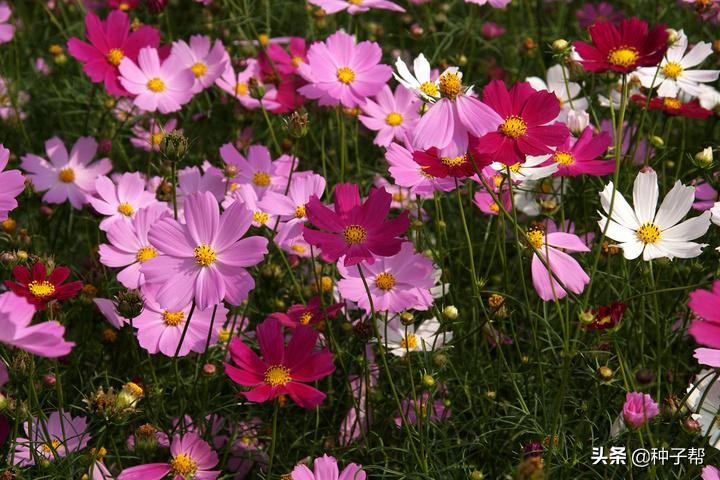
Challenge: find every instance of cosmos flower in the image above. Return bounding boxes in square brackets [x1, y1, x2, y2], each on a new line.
[215, 59, 280, 111]
[688, 280, 720, 349]
[381, 317, 452, 357]
[21, 136, 112, 210]
[358, 84, 420, 147]
[89, 172, 158, 231]
[393, 53, 440, 102]
[171, 35, 227, 93]
[385, 142, 456, 195]
[0, 144, 24, 222]
[291, 454, 366, 480]
[13, 411, 90, 466]
[694, 180, 718, 211]
[219, 143, 293, 196]
[177, 165, 227, 205]
[303, 183, 410, 266]
[703, 466, 720, 480]
[490, 155, 558, 183]
[632, 94, 713, 119]
[263, 37, 307, 75]
[258, 172, 326, 224]
[465, 0, 511, 6]
[308, 0, 404, 14]
[575, 2, 623, 28]
[224, 317, 335, 408]
[412, 147, 475, 179]
[224, 183, 278, 228]
[5, 262, 83, 311]
[598, 170, 711, 260]
[525, 64, 589, 122]
[130, 118, 180, 152]
[622, 392, 659, 428]
[394, 392, 451, 427]
[67, 10, 160, 95]
[686, 370, 720, 449]
[545, 125, 613, 177]
[0, 2, 14, 44]
[269, 296, 343, 329]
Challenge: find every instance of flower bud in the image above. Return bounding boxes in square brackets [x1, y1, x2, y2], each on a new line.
[551, 39, 569, 53]
[469, 470, 484, 480]
[135, 423, 158, 453]
[400, 312, 414, 325]
[694, 147, 713, 168]
[597, 366, 614, 381]
[666, 28, 680, 46]
[442, 305, 458, 320]
[203, 363, 217, 376]
[433, 353, 448, 367]
[1, 218, 16, 233]
[114, 289, 144, 319]
[566, 109, 589, 136]
[43, 374, 56, 387]
[682, 415, 701, 434]
[285, 110, 309, 138]
[648, 135, 665, 149]
[145, 0, 168, 13]
[422, 374, 435, 387]
[635, 368, 654, 384]
[159, 132, 189, 163]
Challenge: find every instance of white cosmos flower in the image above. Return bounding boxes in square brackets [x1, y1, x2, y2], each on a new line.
[491, 156, 558, 183]
[686, 369, 720, 449]
[598, 170, 711, 261]
[636, 30, 719, 98]
[393, 53, 441, 102]
[697, 84, 720, 111]
[526, 64, 588, 121]
[381, 316, 452, 357]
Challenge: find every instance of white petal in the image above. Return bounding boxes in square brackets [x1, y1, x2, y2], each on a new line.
[598, 214, 638, 243]
[661, 211, 710, 241]
[680, 41, 714, 69]
[413, 53, 432, 83]
[654, 180, 695, 229]
[633, 170, 658, 224]
[619, 240, 644, 260]
[654, 239, 707, 259]
[599, 182, 640, 229]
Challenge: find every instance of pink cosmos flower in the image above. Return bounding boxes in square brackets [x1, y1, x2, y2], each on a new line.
[89, 172, 159, 231]
[67, 10, 160, 96]
[526, 226, 590, 301]
[171, 35, 228, 93]
[133, 283, 227, 356]
[13, 411, 89, 466]
[142, 191, 268, 310]
[21, 137, 112, 210]
[576, 2, 624, 28]
[224, 317, 335, 408]
[308, 0, 404, 14]
[264, 37, 307, 75]
[0, 2, 14, 44]
[291, 454, 366, 480]
[359, 84, 420, 147]
[394, 392, 451, 427]
[119, 47, 195, 113]
[258, 172, 326, 224]
[94, 298, 128, 329]
[117, 432, 219, 480]
[385, 142, 456, 196]
[275, 220, 317, 258]
[339, 345, 378, 446]
[99, 203, 170, 289]
[297, 30, 392, 108]
[688, 280, 720, 348]
[622, 391, 659, 428]
[337, 242, 434, 312]
[220, 143, 293, 196]
[177, 165, 227, 204]
[546, 126, 613, 177]
[223, 183, 278, 228]
[0, 144, 24, 221]
[269, 296, 343, 329]
[470, 80, 570, 166]
[0, 292, 74, 358]
[303, 183, 410, 266]
[693, 180, 718, 211]
[465, 0, 511, 7]
[215, 59, 279, 110]
[481, 22, 506, 38]
[703, 466, 720, 480]
[474, 188, 511, 216]
[130, 118, 180, 152]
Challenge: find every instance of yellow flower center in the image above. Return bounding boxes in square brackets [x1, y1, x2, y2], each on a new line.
[392, 192, 404, 202]
[194, 244, 216, 266]
[291, 56, 304, 68]
[118, 1, 130, 10]
[252, 171, 271, 187]
[295, 204, 306, 218]
[124, 382, 144, 397]
[662, 61, 683, 80]
[662, 97, 682, 109]
[348, 0, 363, 4]
[342, 224, 367, 245]
[438, 72, 462, 100]
[553, 151, 575, 166]
[150, 132, 164, 145]
[509, 162, 522, 173]
[400, 333, 418, 349]
[337, 67, 356, 85]
[235, 83, 249, 96]
[136, 246, 158, 263]
[264, 365, 291, 386]
[300, 312, 313, 325]
[253, 211, 269, 225]
[170, 453, 198, 477]
[526, 228, 545, 249]
[500, 116, 528, 138]
[106, 48, 124, 66]
[258, 33, 269, 46]
[162, 310, 185, 326]
[28, 280, 55, 298]
[385, 112, 403, 126]
[440, 155, 466, 167]
[117, 202, 135, 216]
[419, 81, 439, 97]
[190, 62, 207, 78]
[218, 328, 231, 343]
[58, 168, 75, 183]
[489, 202, 500, 213]
[292, 244, 306, 254]
[636, 222, 661, 244]
[607, 47, 639, 68]
[41, 439, 61, 454]
[375, 272, 396, 290]
[146, 77, 165, 93]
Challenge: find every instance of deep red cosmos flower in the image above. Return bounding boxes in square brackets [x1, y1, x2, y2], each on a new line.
[5, 263, 83, 310]
[269, 296, 343, 329]
[573, 17, 668, 73]
[303, 183, 410, 266]
[412, 148, 475, 178]
[469, 80, 569, 166]
[631, 94, 713, 119]
[585, 302, 627, 330]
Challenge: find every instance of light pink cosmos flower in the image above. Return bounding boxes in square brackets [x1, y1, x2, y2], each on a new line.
[130, 118, 180, 152]
[693, 180, 718, 211]
[13, 411, 90, 466]
[275, 220, 317, 258]
[337, 242, 434, 313]
[703, 466, 720, 480]
[339, 345, 378, 446]
[466, 0, 511, 7]
[220, 143, 293, 196]
[359, 84, 420, 147]
[224, 183, 277, 228]
[142, 191, 268, 310]
[394, 392, 451, 427]
[119, 46, 195, 113]
[297, 30, 392, 108]
[622, 391, 659, 428]
[171, 35, 228, 94]
[117, 432, 219, 480]
[0, 292, 74, 358]
[133, 283, 227, 356]
[308, 0, 404, 14]
[0, 144, 24, 221]
[291, 454, 366, 480]
[258, 172, 326, 225]
[527, 226, 590, 301]
[177, 165, 227, 205]
[385, 142, 455, 196]
[90, 172, 159, 231]
[21, 136, 112, 209]
[215, 58, 279, 110]
[93, 297, 128, 329]
[0, 2, 14, 44]
[99, 203, 170, 289]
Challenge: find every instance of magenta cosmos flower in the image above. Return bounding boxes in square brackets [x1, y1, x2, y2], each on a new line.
[385, 142, 455, 196]
[303, 183, 410, 266]
[308, 0, 404, 14]
[359, 84, 420, 147]
[297, 30, 392, 108]
[118, 432, 219, 480]
[5, 262, 83, 310]
[269, 296, 343, 329]
[688, 280, 720, 348]
[622, 391, 659, 428]
[171, 35, 228, 93]
[547, 126, 613, 177]
[470, 80, 569, 166]
[265, 37, 307, 76]
[119, 47, 195, 113]
[21, 136, 112, 209]
[224, 317, 335, 408]
[292, 454, 366, 480]
[90, 172, 159, 231]
[0, 292, 74, 358]
[0, 144, 24, 221]
[67, 10, 160, 96]
[0, 2, 14, 44]
[526, 226, 590, 301]
[13, 410, 89, 466]
[142, 191, 268, 310]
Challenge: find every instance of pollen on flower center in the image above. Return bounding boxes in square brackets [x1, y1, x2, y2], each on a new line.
[58, 168, 75, 183]
[136, 246, 158, 263]
[662, 61, 683, 80]
[235, 83, 249, 96]
[28, 280, 55, 298]
[489, 202, 500, 213]
[607, 47, 639, 68]
[117, 202, 135, 216]
[106, 48, 124, 66]
[375, 272, 396, 290]
[663, 97, 682, 109]
[438, 72, 462, 100]
[295, 204, 306, 218]
[41, 439, 61, 454]
[636, 222, 661, 244]
[162, 310, 185, 326]
[343, 224, 367, 245]
[401, 333, 418, 349]
[291, 56, 304, 68]
[554, 151, 575, 166]
[336, 67, 356, 85]
[348, 0, 363, 4]
[500, 116, 528, 138]
[392, 192, 404, 202]
[146, 77, 166, 93]
[253, 211, 269, 225]
[264, 365, 291, 386]
[300, 312, 313, 325]
[194, 244, 216, 266]
[170, 453, 198, 477]
[150, 132, 165, 145]
[252, 171, 271, 187]
[419, 81, 439, 97]
[509, 162, 522, 173]
[191, 62, 208, 78]
[526, 227, 545, 249]
[385, 112, 403, 126]
[440, 155, 466, 167]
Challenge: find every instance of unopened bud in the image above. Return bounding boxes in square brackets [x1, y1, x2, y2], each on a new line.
[694, 147, 713, 168]
[682, 416, 701, 434]
[649, 135, 665, 149]
[203, 363, 217, 375]
[442, 305, 458, 320]
[422, 374, 435, 387]
[114, 289, 144, 319]
[285, 110, 309, 138]
[469, 470, 485, 480]
[551, 39, 569, 53]
[159, 132, 189, 163]
[597, 366, 614, 381]
[400, 312, 414, 325]
[666, 28, 680, 46]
